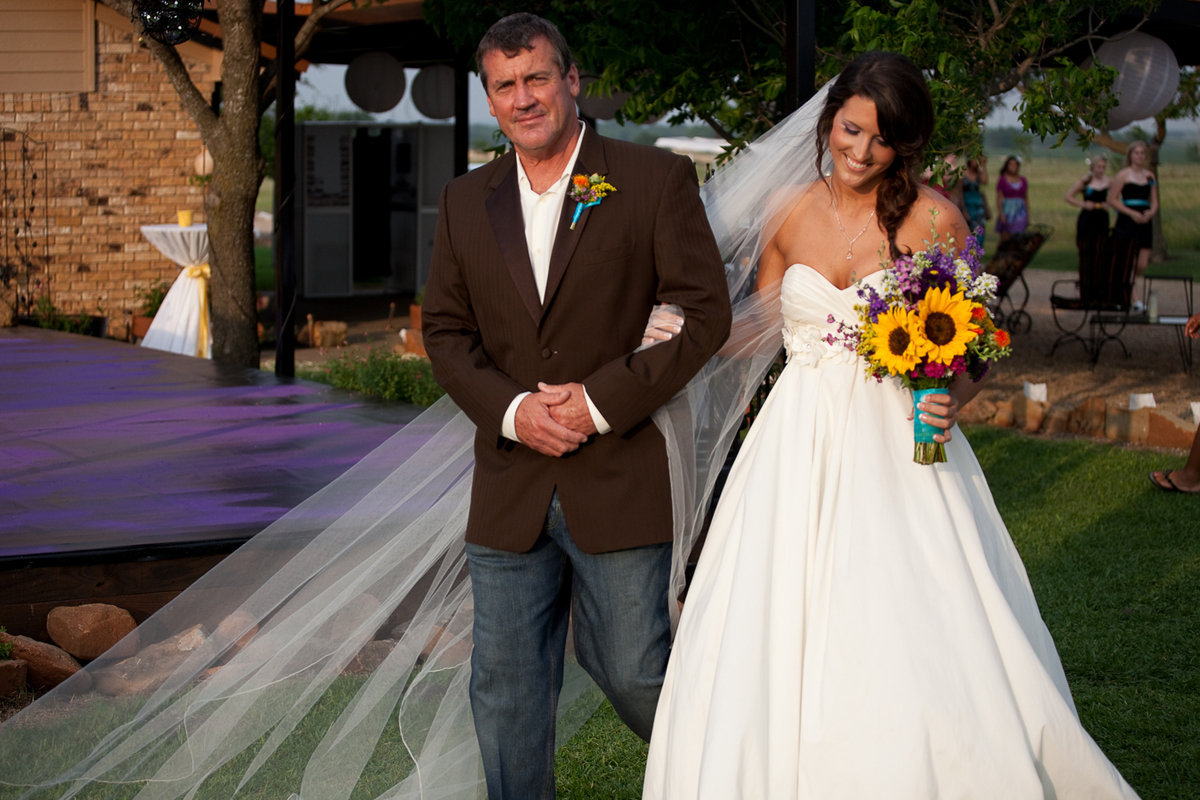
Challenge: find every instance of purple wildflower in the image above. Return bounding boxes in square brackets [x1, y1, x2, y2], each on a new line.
[857, 284, 888, 322]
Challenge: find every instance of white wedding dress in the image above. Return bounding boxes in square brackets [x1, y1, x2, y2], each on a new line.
[643, 264, 1139, 799]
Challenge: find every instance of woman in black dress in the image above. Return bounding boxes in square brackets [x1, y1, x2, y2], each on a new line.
[1109, 142, 1159, 312]
[1063, 155, 1110, 299]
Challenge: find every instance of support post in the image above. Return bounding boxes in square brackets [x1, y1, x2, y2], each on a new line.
[274, 0, 297, 377]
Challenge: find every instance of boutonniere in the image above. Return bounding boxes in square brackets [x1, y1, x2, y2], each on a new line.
[569, 173, 616, 230]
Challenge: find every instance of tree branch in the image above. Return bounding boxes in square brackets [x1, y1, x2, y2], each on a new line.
[99, 0, 219, 139]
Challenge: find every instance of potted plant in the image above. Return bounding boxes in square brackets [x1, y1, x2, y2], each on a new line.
[131, 280, 170, 340]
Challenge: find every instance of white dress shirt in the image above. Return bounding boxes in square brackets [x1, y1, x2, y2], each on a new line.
[501, 123, 612, 442]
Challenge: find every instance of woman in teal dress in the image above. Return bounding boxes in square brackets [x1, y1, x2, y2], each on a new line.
[1109, 141, 1159, 312]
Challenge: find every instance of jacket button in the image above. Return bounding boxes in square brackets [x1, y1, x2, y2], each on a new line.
[541, 348, 553, 359]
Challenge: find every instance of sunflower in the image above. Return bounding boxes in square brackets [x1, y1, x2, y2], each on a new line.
[914, 285, 979, 365]
[867, 305, 922, 375]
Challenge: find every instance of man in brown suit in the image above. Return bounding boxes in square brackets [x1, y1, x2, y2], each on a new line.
[422, 13, 731, 798]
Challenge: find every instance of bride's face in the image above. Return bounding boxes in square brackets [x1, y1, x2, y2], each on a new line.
[829, 94, 896, 192]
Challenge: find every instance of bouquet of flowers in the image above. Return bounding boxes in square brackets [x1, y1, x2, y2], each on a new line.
[848, 229, 1011, 465]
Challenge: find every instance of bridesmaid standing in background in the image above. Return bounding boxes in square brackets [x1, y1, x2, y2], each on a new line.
[994, 155, 1030, 243]
[1063, 154, 1110, 296]
[1110, 141, 1159, 312]
[960, 156, 990, 247]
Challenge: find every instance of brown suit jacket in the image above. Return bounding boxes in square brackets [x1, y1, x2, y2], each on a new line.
[422, 127, 731, 554]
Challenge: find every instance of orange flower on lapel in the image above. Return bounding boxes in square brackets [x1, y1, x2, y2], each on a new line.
[569, 173, 616, 230]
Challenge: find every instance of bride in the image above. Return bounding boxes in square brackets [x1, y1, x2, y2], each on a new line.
[0, 52, 1136, 800]
[642, 51, 1138, 799]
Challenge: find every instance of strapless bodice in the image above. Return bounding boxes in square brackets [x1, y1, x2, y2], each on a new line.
[779, 264, 885, 367]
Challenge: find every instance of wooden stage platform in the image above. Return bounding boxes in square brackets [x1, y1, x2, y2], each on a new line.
[0, 326, 418, 639]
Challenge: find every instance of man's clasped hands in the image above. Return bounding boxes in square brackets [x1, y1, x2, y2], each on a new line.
[515, 304, 686, 457]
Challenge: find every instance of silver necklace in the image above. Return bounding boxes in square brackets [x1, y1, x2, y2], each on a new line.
[831, 195, 876, 261]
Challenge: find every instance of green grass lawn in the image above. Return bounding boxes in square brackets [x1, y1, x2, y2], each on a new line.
[3, 427, 1189, 800]
[989, 153, 1200, 281]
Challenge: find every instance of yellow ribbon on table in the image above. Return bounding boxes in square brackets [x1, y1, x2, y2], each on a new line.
[184, 263, 211, 359]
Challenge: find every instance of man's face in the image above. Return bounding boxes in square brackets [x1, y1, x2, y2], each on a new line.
[482, 35, 579, 159]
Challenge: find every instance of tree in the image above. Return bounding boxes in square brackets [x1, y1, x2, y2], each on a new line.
[425, 0, 1155, 162]
[102, 0, 359, 366]
[423, 0, 804, 150]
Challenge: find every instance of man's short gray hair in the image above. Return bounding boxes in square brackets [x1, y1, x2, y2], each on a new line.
[476, 12, 575, 90]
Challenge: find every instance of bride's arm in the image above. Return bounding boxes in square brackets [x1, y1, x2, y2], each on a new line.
[906, 193, 985, 444]
[640, 187, 802, 353]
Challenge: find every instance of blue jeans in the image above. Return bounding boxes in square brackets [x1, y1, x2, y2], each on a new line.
[466, 493, 671, 799]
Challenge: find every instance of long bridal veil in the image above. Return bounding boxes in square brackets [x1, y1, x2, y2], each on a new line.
[0, 83, 830, 800]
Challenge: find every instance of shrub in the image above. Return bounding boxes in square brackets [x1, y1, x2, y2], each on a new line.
[134, 280, 171, 317]
[298, 348, 445, 407]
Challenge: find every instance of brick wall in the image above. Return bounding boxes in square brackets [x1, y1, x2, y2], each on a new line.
[0, 13, 218, 337]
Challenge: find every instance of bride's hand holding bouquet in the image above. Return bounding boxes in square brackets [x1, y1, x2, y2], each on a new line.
[849, 225, 1011, 464]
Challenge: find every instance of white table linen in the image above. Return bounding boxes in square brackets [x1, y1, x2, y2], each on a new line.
[139, 223, 212, 358]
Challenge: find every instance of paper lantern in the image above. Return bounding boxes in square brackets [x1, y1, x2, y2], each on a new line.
[577, 76, 630, 120]
[193, 147, 212, 177]
[1095, 32, 1180, 130]
[412, 65, 456, 120]
[344, 52, 406, 114]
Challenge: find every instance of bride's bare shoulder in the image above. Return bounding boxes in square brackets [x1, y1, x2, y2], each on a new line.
[764, 180, 825, 231]
[901, 185, 971, 250]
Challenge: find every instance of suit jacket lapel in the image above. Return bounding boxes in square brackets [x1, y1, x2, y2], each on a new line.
[543, 128, 609, 317]
[485, 158, 542, 324]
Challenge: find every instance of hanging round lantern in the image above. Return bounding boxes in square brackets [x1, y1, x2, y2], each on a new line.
[344, 52, 407, 114]
[133, 0, 203, 46]
[193, 147, 213, 177]
[411, 65, 456, 119]
[577, 76, 630, 121]
[1095, 32, 1180, 130]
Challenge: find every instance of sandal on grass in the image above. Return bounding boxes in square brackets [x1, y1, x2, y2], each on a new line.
[1148, 470, 1200, 494]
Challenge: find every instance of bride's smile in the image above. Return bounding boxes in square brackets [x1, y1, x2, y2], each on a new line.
[829, 94, 895, 191]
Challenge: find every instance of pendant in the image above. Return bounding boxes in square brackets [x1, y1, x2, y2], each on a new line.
[845, 252, 852, 260]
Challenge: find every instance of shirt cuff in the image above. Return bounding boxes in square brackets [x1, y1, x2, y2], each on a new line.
[583, 386, 612, 435]
[502, 392, 531, 442]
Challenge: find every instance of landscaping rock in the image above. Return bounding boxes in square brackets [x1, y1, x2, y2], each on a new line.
[46, 603, 138, 660]
[0, 659, 27, 698]
[1065, 396, 1108, 437]
[1106, 406, 1150, 444]
[991, 399, 1015, 428]
[0, 631, 84, 691]
[959, 397, 996, 425]
[1147, 410, 1197, 450]
[1013, 395, 1048, 433]
[92, 625, 208, 697]
[342, 639, 395, 676]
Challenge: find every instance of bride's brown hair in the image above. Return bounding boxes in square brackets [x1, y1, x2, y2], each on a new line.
[815, 51, 934, 260]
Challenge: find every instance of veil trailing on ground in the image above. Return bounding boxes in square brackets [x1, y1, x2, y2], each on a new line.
[0, 82, 830, 800]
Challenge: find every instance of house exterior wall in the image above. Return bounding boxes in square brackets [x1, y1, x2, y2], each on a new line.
[0, 0, 95, 93]
[0, 2, 219, 338]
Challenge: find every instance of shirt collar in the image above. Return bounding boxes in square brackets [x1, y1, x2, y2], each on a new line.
[515, 121, 587, 194]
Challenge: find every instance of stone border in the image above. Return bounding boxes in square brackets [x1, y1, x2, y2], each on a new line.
[962, 391, 1197, 450]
